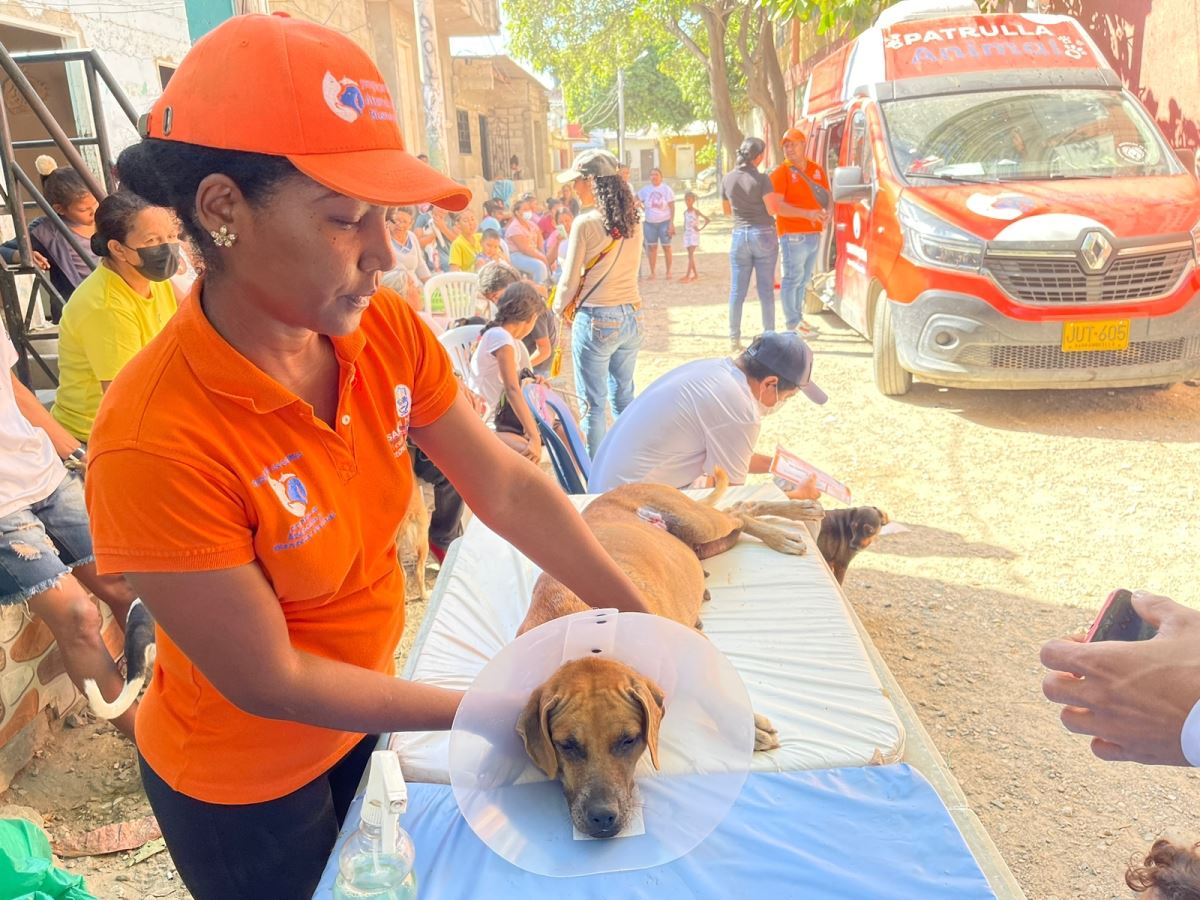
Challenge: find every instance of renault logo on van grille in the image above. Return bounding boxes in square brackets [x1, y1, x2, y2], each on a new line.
[1079, 232, 1113, 272]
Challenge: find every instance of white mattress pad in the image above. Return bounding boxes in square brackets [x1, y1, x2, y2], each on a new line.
[390, 484, 904, 782]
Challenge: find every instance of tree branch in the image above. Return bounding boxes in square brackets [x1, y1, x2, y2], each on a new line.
[661, 15, 708, 64]
[737, 4, 772, 112]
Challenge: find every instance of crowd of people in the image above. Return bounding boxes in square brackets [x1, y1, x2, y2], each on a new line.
[0, 12, 1197, 900]
[374, 186, 580, 303]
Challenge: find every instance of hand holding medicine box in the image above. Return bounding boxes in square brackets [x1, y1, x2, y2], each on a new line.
[771, 446, 852, 504]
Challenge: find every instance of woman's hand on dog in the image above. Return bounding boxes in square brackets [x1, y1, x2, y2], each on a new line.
[1041, 591, 1200, 766]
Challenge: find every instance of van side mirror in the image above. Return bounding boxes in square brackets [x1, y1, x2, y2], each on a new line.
[832, 166, 871, 203]
[1176, 147, 1197, 179]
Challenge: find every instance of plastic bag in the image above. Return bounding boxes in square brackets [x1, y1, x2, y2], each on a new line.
[0, 818, 95, 899]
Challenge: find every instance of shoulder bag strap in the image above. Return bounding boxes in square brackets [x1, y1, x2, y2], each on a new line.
[798, 168, 831, 208]
[563, 237, 619, 319]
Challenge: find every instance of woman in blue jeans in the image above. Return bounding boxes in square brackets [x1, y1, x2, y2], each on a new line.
[553, 149, 645, 455]
[720, 137, 779, 350]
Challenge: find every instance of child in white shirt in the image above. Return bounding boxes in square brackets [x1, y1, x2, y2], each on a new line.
[681, 191, 710, 283]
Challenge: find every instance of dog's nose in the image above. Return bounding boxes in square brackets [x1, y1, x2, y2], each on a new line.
[586, 806, 619, 836]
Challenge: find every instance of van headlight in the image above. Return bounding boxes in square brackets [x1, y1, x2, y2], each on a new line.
[898, 196, 984, 272]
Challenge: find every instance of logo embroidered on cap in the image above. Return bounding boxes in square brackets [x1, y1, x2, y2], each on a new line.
[323, 72, 366, 122]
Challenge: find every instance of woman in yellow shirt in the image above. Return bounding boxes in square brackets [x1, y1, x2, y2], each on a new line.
[53, 192, 179, 441]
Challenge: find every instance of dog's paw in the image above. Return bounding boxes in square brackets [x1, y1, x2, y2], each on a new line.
[785, 499, 826, 522]
[753, 713, 780, 752]
[762, 529, 808, 556]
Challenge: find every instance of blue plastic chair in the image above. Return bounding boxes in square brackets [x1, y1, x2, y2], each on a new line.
[523, 384, 588, 494]
[537, 388, 591, 485]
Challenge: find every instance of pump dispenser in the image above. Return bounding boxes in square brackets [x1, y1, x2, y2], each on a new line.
[333, 750, 417, 899]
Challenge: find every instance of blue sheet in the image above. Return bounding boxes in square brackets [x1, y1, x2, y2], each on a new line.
[315, 764, 995, 899]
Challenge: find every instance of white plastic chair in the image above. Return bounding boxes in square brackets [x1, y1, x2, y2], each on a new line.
[437, 323, 484, 381]
[423, 272, 481, 321]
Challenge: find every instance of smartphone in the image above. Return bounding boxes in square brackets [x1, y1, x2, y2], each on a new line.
[1085, 589, 1157, 642]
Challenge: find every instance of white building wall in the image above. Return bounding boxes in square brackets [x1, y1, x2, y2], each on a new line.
[73, 4, 191, 153]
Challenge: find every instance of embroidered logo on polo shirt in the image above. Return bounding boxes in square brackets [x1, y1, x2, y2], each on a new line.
[253, 453, 337, 553]
[267, 472, 308, 517]
[387, 383, 412, 458]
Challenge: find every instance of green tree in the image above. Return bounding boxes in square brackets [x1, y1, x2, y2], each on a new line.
[504, 0, 754, 165]
[764, 0, 886, 35]
[564, 46, 700, 133]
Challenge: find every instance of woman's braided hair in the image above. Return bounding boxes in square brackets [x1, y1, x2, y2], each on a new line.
[592, 174, 639, 240]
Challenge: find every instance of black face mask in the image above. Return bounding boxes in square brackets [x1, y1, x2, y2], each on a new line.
[124, 242, 181, 282]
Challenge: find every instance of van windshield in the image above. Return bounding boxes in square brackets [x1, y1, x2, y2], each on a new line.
[883, 89, 1178, 182]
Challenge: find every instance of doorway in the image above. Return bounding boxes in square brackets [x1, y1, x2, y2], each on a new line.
[0, 24, 77, 193]
[479, 114, 492, 181]
[675, 143, 695, 179]
[638, 147, 655, 181]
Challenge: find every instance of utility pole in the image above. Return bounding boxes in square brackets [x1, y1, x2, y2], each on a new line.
[413, 0, 449, 170]
[616, 68, 626, 167]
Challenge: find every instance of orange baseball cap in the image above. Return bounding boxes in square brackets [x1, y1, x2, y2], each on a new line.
[138, 13, 470, 211]
[781, 127, 808, 145]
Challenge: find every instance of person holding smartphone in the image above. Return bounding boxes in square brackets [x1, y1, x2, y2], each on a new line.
[1041, 590, 1200, 766]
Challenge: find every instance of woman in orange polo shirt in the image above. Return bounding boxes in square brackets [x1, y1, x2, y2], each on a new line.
[84, 15, 648, 900]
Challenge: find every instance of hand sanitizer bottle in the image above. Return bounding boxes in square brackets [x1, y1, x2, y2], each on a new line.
[333, 751, 418, 899]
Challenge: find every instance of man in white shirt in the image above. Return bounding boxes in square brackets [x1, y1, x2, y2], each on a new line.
[637, 168, 676, 280]
[0, 329, 139, 737]
[1042, 590, 1200, 767]
[589, 331, 826, 493]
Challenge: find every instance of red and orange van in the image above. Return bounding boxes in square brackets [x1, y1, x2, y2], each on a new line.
[803, 0, 1200, 394]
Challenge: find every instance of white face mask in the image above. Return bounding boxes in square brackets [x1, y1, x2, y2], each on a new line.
[755, 381, 783, 417]
[522, 210, 535, 222]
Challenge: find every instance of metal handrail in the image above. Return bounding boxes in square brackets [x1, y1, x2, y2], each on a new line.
[0, 48, 107, 201]
[13, 48, 140, 127]
[11, 165, 98, 270]
[0, 45, 140, 387]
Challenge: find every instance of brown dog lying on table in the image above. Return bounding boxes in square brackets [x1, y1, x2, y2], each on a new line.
[816, 506, 889, 584]
[515, 471, 822, 838]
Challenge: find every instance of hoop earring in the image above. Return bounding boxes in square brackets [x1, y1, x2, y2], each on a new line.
[210, 224, 237, 248]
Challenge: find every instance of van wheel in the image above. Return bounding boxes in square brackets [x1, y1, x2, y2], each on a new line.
[873, 295, 913, 396]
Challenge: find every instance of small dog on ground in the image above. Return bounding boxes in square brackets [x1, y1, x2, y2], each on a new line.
[83, 598, 156, 719]
[816, 506, 889, 584]
[397, 477, 432, 601]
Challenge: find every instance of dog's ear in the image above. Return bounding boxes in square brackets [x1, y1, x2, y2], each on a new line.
[516, 686, 560, 779]
[850, 508, 885, 549]
[629, 677, 666, 770]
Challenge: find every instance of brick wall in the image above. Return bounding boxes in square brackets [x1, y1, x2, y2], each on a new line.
[0, 603, 123, 791]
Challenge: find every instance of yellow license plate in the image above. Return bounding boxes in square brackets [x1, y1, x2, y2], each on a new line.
[1061, 319, 1130, 352]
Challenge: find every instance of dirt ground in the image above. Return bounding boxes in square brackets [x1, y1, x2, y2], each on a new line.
[5, 201, 1198, 899]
